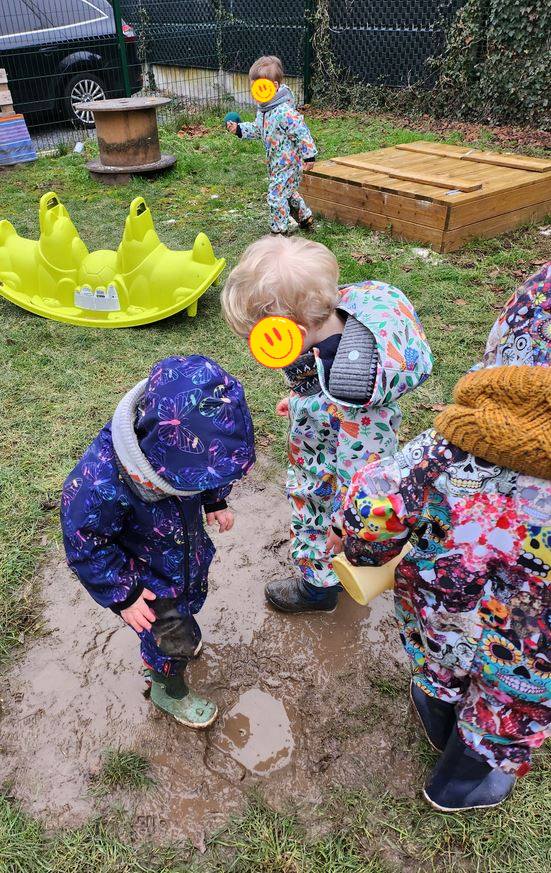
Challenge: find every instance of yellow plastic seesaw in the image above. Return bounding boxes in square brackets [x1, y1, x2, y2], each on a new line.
[332, 542, 412, 606]
[0, 192, 225, 328]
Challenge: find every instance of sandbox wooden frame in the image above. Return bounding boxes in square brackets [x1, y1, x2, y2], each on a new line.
[300, 142, 551, 252]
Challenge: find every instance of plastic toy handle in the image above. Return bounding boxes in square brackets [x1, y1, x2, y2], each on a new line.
[129, 197, 148, 218]
[333, 541, 412, 606]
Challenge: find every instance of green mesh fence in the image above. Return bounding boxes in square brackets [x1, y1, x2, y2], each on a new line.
[0, 1, 463, 152]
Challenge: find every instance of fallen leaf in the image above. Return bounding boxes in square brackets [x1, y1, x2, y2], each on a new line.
[454, 298, 468, 306]
[431, 403, 446, 412]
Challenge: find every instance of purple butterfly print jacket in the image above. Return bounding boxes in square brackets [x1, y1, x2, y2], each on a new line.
[61, 356, 255, 613]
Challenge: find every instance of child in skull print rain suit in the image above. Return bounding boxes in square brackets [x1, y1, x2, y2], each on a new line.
[342, 263, 551, 811]
[222, 235, 433, 613]
[61, 355, 255, 729]
[227, 56, 316, 234]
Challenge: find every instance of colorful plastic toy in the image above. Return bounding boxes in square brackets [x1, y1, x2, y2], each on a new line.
[0, 192, 225, 328]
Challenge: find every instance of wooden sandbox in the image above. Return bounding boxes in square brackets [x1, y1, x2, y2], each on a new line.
[300, 141, 551, 252]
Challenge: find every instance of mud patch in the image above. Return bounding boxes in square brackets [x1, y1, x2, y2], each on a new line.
[0, 465, 418, 846]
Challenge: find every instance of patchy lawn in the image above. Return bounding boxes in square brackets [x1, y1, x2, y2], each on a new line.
[0, 110, 549, 872]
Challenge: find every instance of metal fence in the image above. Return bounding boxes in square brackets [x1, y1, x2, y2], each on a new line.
[0, 1, 464, 151]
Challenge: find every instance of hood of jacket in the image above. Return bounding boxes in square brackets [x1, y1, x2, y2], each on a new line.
[336, 280, 433, 406]
[113, 355, 255, 496]
[481, 262, 551, 368]
[257, 83, 295, 113]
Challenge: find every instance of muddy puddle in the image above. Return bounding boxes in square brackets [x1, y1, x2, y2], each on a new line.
[0, 466, 416, 847]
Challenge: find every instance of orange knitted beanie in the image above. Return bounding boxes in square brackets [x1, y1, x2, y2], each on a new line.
[435, 365, 551, 480]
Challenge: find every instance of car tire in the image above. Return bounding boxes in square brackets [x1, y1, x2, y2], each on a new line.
[64, 72, 106, 127]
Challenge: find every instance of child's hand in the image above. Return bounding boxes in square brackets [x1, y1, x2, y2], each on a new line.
[275, 396, 290, 417]
[120, 588, 156, 633]
[327, 528, 343, 555]
[206, 508, 234, 532]
[226, 121, 238, 134]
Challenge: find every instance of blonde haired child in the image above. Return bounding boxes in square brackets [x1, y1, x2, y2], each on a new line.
[223, 236, 433, 612]
[226, 55, 317, 235]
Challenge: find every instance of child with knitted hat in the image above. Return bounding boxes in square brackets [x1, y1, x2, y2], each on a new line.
[61, 355, 255, 729]
[222, 235, 433, 613]
[342, 263, 551, 811]
[226, 55, 317, 235]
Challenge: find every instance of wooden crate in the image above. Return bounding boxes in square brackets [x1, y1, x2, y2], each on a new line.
[300, 141, 551, 252]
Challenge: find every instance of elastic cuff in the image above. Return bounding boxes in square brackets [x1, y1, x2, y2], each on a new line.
[236, 124, 242, 138]
[110, 583, 144, 614]
[203, 498, 228, 514]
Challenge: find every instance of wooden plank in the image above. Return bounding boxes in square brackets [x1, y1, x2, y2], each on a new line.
[447, 178, 551, 229]
[301, 174, 448, 229]
[461, 151, 551, 173]
[396, 142, 471, 159]
[0, 69, 8, 85]
[330, 157, 483, 192]
[305, 193, 444, 249]
[442, 199, 551, 251]
[396, 141, 551, 173]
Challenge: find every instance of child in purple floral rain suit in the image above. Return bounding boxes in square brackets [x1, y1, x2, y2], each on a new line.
[222, 235, 433, 613]
[226, 55, 317, 235]
[61, 355, 255, 729]
[342, 263, 551, 811]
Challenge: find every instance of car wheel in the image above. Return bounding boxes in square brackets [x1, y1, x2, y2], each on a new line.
[64, 73, 106, 127]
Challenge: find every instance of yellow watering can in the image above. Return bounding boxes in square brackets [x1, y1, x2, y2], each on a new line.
[332, 542, 411, 605]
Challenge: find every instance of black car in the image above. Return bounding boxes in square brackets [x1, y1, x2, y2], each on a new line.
[0, 0, 142, 127]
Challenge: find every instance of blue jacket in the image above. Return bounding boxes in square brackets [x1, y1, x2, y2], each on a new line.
[61, 356, 255, 613]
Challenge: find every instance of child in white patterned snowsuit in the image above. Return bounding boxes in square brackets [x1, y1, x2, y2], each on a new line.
[226, 55, 317, 235]
[222, 235, 433, 613]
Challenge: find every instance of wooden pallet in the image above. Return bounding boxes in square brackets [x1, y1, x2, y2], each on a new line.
[300, 141, 551, 252]
[0, 69, 14, 116]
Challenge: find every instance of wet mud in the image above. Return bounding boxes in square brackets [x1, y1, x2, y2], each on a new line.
[0, 466, 419, 847]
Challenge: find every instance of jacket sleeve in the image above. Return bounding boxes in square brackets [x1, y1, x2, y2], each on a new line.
[62, 479, 147, 612]
[342, 430, 446, 566]
[201, 483, 233, 513]
[342, 455, 411, 566]
[238, 113, 262, 140]
[279, 110, 317, 160]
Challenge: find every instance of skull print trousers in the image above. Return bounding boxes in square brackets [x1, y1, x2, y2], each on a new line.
[396, 573, 550, 776]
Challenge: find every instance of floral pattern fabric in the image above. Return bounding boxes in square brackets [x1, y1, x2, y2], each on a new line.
[343, 429, 551, 775]
[286, 281, 433, 588]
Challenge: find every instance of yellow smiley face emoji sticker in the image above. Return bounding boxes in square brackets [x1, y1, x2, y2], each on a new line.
[249, 316, 303, 368]
[251, 78, 277, 103]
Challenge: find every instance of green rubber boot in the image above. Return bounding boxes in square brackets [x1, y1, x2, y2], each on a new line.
[146, 668, 218, 729]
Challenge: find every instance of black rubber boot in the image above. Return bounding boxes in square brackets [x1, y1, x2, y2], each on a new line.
[423, 727, 516, 811]
[264, 576, 339, 613]
[410, 680, 456, 752]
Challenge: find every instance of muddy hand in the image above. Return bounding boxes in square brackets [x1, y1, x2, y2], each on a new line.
[206, 508, 234, 532]
[120, 588, 157, 633]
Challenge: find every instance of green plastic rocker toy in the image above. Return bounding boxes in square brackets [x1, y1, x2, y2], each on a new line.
[0, 192, 225, 328]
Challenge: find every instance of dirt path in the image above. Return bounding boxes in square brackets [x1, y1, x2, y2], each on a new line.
[0, 468, 416, 848]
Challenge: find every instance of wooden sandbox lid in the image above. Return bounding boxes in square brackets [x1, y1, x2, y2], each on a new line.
[300, 141, 551, 252]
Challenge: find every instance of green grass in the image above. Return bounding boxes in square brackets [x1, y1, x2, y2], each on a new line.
[0, 110, 549, 871]
[88, 749, 153, 797]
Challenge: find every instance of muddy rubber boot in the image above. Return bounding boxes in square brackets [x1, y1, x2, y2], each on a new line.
[299, 215, 315, 231]
[423, 727, 516, 812]
[265, 576, 338, 613]
[410, 680, 456, 752]
[148, 670, 218, 729]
